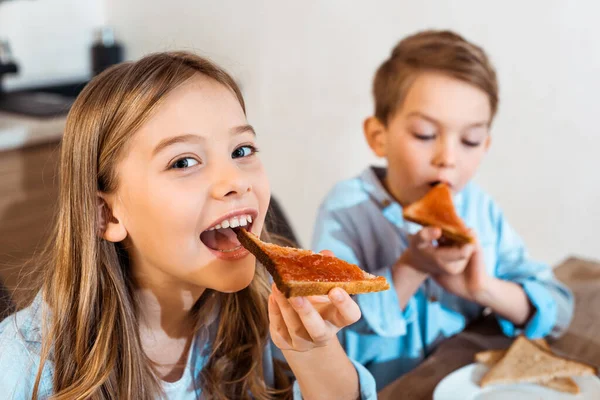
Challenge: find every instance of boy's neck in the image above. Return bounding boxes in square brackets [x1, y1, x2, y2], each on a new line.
[373, 166, 410, 208]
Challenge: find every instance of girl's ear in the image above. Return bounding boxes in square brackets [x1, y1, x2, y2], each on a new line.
[97, 194, 127, 242]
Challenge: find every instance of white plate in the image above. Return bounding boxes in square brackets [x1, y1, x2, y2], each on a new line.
[433, 363, 600, 400]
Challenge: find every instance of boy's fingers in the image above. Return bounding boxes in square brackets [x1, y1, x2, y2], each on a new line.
[435, 243, 474, 262]
[442, 260, 468, 275]
[411, 227, 442, 249]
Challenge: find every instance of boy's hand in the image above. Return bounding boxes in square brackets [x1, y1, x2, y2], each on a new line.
[433, 240, 492, 302]
[400, 227, 492, 302]
[268, 250, 361, 352]
[402, 227, 475, 276]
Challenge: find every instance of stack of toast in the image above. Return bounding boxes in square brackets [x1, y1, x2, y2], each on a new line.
[476, 336, 597, 394]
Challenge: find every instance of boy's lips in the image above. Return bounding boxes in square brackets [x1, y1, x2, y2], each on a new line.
[428, 180, 453, 189]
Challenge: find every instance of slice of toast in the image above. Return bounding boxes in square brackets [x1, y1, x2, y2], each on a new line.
[480, 336, 597, 388]
[475, 338, 551, 365]
[475, 339, 580, 394]
[402, 183, 474, 245]
[236, 228, 390, 298]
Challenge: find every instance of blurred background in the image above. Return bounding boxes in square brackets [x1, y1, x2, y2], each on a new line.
[1, 0, 599, 306]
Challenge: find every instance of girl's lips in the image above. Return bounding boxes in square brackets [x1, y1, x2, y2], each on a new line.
[206, 244, 250, 261]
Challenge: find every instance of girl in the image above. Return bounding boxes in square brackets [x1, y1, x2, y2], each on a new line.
[0, 52, 376, 399]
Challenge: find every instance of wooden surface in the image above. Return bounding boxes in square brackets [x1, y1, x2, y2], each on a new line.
[0, 142, 60, 305]
[378, 257, 600, 399]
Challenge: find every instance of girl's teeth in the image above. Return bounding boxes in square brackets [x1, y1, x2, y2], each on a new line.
[208, 215, 253, 231]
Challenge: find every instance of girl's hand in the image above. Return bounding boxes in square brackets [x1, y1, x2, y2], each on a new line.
[268, 251, 361, 352]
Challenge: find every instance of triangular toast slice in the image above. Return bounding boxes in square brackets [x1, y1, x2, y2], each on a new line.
[403, 183, 474, 244]
[236, 228, 390, 298]
[475, 339, 581, 394]
[480, 336, 597, 387]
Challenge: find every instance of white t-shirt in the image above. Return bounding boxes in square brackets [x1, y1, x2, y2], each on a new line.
[161, 336, 198, 399]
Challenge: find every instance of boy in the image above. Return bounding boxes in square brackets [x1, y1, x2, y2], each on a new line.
[312, 30, 573, 390]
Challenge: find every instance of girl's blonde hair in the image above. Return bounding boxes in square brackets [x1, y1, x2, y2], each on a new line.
[31, 51, 289, 399]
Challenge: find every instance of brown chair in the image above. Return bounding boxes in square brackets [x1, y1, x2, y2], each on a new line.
[266, 196, 300, 247]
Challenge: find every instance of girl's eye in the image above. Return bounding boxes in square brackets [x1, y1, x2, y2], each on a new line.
[232, 145, 257, 159]
[171, 157, 199, 169]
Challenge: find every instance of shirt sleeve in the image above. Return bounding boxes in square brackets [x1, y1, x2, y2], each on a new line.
[0, 321, 53, 399]
[489, 203, 574, 339]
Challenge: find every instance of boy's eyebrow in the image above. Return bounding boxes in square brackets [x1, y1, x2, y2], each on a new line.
[406, 111, 489, 128]
[152, 134, 204, 156]
[231, 124, 256, 136]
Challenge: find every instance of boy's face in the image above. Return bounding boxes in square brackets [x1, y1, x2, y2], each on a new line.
[365, 72, 492, 206]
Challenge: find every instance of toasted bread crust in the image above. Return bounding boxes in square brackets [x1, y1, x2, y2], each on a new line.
[403, 183, 474, 244]
[236, 228, 389, 297]
[283, 279, 391, 297]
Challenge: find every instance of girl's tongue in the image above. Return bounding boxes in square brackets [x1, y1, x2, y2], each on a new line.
[200, 227, 242, 251]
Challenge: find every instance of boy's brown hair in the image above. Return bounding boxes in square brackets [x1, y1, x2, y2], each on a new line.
[373, 30, 499, 124]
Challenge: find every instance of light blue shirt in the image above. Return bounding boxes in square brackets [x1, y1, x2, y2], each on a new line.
[313, 167, 574, 391]
[0, 293, 377, 399]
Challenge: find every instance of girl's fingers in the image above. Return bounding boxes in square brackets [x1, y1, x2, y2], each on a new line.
[272, 284, 312, 343]
[319, 249, 335, 257]
[288, 293, 330, 345]
[325, 288, 361, 328]
[268, 293, 292, 346]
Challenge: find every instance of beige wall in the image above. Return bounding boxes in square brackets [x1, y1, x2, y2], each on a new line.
[0, 0, 105, 89]
[105, 1, 599, 265]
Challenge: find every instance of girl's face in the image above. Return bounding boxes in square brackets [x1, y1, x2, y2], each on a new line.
[103, 74, 270, 294]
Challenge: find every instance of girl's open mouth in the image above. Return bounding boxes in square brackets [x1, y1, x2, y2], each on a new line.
[200, 214, 254, 252]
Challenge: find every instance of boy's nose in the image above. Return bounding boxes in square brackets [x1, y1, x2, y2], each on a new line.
[210, 162, 252, 199]
[431, 139, 456, 168]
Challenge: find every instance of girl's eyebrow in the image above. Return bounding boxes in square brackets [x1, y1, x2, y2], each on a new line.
[152, 134, 204, 157]
[231, 124, 256, 136]
[152, 125, 256, 157]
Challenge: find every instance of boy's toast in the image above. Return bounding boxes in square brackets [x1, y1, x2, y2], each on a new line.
[480, 336, 597, 388]
[475, 339, 580, 394]
[402, 183, 474, 245]
[236, 228, 390, 298]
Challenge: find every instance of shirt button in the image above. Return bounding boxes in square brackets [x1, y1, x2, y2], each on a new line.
[381, 199, 391, 207]
[429, 295, 438, 302]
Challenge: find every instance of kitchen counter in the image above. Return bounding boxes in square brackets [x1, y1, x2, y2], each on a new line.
[0, 112, 65, 152]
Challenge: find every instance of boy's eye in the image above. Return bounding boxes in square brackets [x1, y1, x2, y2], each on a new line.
[413, 133, 436, 141]
[171, 157, 199, 169]
[462, 139, 482, 147]
[232, 145, 257, 159]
